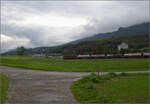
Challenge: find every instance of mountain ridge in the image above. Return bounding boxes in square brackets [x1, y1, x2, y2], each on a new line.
[2, 22, 149, 55]
[70, 22, 149, 44]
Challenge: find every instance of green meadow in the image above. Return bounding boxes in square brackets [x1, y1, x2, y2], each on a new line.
[0, 56, 149, 72]
[0, 74, 9, 104]
[71, 73, 150, 103]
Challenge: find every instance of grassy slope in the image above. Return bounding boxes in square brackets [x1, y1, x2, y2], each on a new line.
[71, 73, 150, 103]
[0, 74, 9, 104]
[0, 56, 149, 72]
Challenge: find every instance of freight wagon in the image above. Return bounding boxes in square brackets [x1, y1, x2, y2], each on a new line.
[63, 52, 150, 59]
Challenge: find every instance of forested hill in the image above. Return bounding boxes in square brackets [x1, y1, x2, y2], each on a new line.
[62, 35, 149, 55]
[71, 22, 149, 44]
[2, 35, 148, 56]
[2, 22, 149, 55]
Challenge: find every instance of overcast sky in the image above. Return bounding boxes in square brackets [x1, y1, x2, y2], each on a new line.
[1, 1, 149, 53]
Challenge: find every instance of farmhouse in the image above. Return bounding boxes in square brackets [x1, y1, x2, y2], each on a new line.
[118, 42, 128, 50]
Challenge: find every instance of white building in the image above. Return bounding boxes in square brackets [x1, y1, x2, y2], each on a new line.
[118, 42, 128, 50]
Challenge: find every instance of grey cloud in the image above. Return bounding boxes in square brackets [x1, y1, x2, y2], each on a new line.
[1, 23, 66, 47]
[1, 1, 149, 52]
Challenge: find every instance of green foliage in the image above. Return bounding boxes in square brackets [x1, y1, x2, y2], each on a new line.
[17, 46, 26, 56]
[0, 74, 9, 104]
[72, 73, 149, 103]
[0, 56, 149, 72]
[60, 34, 148, 55]
[71, 73, 119, 103]
[120, 72, 128, 76]
[80, 73, 101, 83]
[109, 72, 117, 77]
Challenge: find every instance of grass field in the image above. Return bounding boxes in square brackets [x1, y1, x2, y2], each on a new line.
[0, 56, 149, 72]
[71, 73, 150, 103]
[0, 74, 9, 104]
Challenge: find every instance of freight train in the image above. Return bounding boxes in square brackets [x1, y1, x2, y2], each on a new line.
[63, 52, 150, 59]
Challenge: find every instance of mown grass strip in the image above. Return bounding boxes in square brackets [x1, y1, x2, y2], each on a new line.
[71, 73, 149, 103]
[0, 74, 9, 104]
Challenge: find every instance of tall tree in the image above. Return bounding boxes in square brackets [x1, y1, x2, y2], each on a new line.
[17, 46, 26, 56]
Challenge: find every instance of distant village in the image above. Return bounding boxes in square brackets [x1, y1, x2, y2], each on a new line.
[30, 42, 150, 59]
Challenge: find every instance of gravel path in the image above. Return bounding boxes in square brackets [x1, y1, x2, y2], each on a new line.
[0, 66, 149, 104]
[0, 66, 89, 104]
